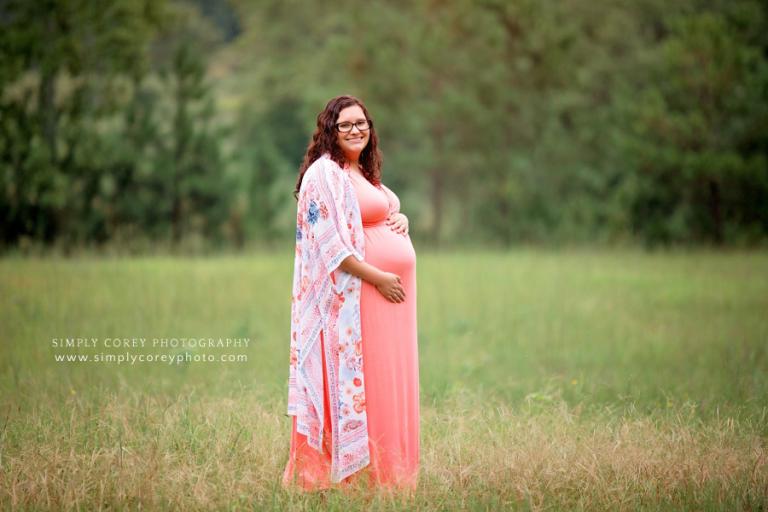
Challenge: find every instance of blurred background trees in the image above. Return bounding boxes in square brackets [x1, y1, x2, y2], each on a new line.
[1, 0, 766, 252]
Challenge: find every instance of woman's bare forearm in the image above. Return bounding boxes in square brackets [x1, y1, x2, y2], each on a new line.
[338, 255, 384, 286]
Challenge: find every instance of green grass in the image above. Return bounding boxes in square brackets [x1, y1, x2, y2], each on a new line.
[1, 249, 766, 510]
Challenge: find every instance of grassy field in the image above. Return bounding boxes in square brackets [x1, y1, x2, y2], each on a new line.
[1, 249, 766, 510]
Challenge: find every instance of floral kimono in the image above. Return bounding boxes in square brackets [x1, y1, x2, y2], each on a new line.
[286, 152, 370, 483]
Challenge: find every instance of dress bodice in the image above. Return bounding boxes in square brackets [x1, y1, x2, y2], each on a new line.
[347, 171, 390, 226]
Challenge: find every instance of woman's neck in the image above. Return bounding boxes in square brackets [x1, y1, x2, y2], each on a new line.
[343, 149, 361, 166]
[345, 160, 362, 173]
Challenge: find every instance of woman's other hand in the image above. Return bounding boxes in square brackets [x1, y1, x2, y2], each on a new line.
[374, 271, 406, 303]
[386, 212, 408, 236]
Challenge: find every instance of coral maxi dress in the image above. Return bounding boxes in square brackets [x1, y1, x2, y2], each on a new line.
[282, 164, 420, 491]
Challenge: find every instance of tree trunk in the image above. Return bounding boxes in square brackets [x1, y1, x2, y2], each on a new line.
[39, 10, 58, 164]
[430, 122, 444, 247]
[171, 73, 188, 246]
[708, 179, 723, 245]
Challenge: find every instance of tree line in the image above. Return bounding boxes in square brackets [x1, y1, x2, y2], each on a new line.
[1, 0, 766, 253]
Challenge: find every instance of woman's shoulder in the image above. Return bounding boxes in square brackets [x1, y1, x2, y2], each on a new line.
[305, 153, 342, 180]
[301, 154, 347, 201]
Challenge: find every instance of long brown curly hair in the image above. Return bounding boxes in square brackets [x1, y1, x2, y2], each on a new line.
[293, 95, 383, 201]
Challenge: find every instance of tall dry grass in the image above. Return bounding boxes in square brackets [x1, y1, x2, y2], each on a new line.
[1, 387, 765, 511]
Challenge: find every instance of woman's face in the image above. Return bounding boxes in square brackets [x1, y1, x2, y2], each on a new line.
[335, 105, 370, 162]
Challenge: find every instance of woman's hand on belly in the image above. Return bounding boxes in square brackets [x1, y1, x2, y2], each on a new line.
[386, 212, 408, 236]
[373, 271, 406, 303]
[338, 255, 408, 302]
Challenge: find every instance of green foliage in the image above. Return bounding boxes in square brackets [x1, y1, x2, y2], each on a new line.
[1, 0, 767, 250]
[619, 5, 768, 245]
[0, 0, 234, 252]
[222, 0, 768, 248]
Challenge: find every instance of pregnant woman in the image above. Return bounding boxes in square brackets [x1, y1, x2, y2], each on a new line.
[283, 95, 419, 493]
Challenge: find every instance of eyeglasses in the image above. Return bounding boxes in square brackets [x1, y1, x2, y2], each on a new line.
[335, 119, 372, 133]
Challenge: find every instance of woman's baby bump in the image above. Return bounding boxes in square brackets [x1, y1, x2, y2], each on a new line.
[363, 224, 416, 274]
